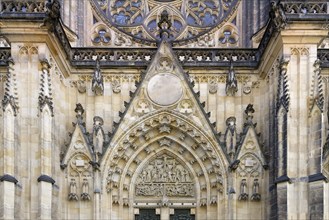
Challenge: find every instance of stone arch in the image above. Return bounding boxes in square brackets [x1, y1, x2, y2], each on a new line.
[101, 110, 229, 210]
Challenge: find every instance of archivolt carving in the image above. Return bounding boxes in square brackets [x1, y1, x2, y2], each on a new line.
[102, 110, 227, 204]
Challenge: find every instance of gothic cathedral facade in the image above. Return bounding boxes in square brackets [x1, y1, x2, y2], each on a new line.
[0, 0, 329, 219]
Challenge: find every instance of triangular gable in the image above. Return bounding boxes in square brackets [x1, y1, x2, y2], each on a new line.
[102, 40, 229, 163]
[235, 124, 266, 167]
[61, 120, 94, 168]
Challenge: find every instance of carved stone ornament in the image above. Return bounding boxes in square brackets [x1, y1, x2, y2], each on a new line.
[238, 154, 261, 178]
[111, 79, 121, 93]
[208, 80, 218, 94]
[80, 179, 91, 201]
[157, 57, 173, 72]
[250, 179, 261, 201]
[93, 116, 104, 160]
[68, 179, 79, 201]
[225, 117, 237, 159]
[91, 59, 104, 95]
[41, 0, 61, 32]
[226, 62, 238, 96]
[135, 154, 194, 197]
[178, 99, 193, 114]
[238, 179, 248, 201]
[270, 1, 287, 31]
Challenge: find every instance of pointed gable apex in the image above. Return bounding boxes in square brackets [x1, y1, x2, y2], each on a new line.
[103, 40, 229, 164]
[61, 105, 94, 168]
[235, 105, 266, 166]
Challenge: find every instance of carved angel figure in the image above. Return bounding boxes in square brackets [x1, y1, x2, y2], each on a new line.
[91, 59, 104, 95]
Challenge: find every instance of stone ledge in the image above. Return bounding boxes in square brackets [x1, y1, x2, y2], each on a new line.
[37, 175, 56, 185]
[308, 173, 328, 183]
[275, 175, 291, 184]
[0, 174, 18, 184]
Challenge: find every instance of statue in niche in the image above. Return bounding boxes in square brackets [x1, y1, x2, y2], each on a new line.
[238, 179, 248, 201]
[225, 117, 237, 160]
[81, 179, 91, 201]
[250, 179, 261, 201]
[68, 179, 79, 201]
[91, 58, 104, 96]
[226, 62, 238, 96]
[93, 116, 104, 161]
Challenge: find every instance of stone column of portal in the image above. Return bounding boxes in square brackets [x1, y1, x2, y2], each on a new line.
[0, 58, 18, 220]
[94, 169, 101, 220]
[37, 59, 55, 220]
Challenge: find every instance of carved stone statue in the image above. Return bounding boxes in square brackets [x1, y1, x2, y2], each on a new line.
[226, 62, 238, 96]
[158, 10, 172, 39]
[68, 179, 79, 201]
[81, 179, 91, 201]
[245, 104, 255, 125]
[93, 116, 104, 161]
[238, 179, 248, 201]
[251, 179, 261, 201]
[225, 117, 237, 160]
[91, 59, 104, 95]
[270, 1, 287, 31]
[41, 0, 61, 32]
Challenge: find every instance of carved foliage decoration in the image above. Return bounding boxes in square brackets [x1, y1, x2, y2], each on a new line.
[38, 59, 54, 116]
[2, 58, 19, 116]
[135, 154, 194, 197]
[309, 59, 324, 112]
[277, 58, 290, 112]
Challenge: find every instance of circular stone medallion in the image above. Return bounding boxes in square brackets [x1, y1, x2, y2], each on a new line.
[147, 73, 183, 106]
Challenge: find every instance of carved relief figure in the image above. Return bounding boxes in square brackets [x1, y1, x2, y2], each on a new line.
[238, 179, 248, 201]
[251, 179, 261, 201]
[68, 179, 79, 201]
[81, 179, 91, 201]
[135, 154, 194, 197]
